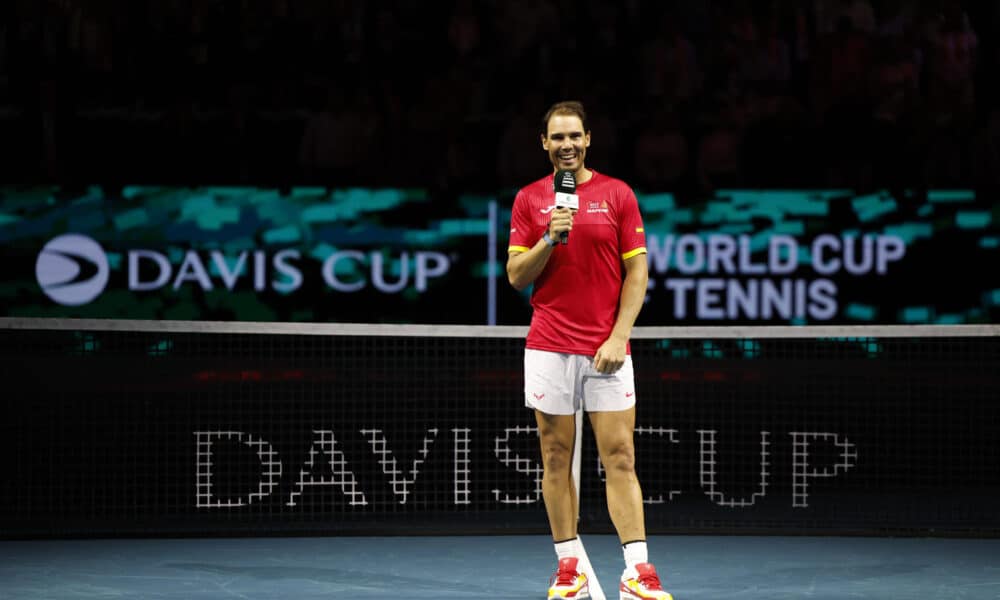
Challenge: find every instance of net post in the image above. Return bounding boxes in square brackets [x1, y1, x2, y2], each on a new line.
[573, 409, 583, 502]
[573, 408, 606, 600]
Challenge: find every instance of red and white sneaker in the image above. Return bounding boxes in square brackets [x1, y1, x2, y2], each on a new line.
[619, 562, 672, 599]
[547, 557, 590, 599]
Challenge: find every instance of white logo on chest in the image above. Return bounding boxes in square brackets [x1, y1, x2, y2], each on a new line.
[587, 200, 609, 214]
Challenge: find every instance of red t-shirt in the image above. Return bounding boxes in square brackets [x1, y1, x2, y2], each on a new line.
[508, 170, 647, 355]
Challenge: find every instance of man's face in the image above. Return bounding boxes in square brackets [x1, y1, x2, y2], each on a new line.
[542, 114, 590, 173]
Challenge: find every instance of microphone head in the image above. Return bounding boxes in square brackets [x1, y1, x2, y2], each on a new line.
[554, 169, 576, 193]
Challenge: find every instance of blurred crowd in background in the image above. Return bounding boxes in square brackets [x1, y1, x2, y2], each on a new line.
[3, 0, 1000, 203]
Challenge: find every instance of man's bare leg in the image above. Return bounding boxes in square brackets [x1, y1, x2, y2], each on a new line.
[588, 406, 645, 542]
[534, 410, 579, 540]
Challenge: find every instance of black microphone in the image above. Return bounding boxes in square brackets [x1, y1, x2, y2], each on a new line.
[553, 169, 579, 244]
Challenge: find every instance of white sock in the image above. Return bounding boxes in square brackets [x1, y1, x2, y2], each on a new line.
[623, 540, 648, 569]
[555, 538, 578, 560]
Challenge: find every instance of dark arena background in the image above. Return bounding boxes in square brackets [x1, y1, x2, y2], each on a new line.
[2, 1, 1000, 598]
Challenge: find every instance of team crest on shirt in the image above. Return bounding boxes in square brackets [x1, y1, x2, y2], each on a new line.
[587, 200, 609, 214]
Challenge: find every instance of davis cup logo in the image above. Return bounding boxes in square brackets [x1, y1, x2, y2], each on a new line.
[35, 234, 110, 305]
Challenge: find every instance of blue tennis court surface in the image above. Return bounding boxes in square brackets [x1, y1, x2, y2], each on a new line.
[2, 534, 998, 599]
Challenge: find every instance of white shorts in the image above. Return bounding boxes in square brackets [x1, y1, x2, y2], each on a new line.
[524, 348, 636, 415]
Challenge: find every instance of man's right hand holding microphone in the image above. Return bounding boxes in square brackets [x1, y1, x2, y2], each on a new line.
[547, 207, 575, 246]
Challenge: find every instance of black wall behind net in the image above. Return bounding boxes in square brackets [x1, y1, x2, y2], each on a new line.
[2, 326, 997, 538]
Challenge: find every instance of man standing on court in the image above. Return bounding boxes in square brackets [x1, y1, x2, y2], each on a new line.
[507, 100, 673, 600]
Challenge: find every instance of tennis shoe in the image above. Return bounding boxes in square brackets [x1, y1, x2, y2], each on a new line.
[619, 562, 672, 600]
[548, 557, 590, 599]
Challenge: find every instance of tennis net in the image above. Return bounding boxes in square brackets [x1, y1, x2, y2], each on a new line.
[2, 318, 997, 538]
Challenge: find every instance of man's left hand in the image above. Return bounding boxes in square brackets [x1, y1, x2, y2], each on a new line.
[593, 337, 626, 374]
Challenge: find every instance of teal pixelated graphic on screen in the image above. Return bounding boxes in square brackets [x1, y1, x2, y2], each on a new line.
[1, 186, 997, 325]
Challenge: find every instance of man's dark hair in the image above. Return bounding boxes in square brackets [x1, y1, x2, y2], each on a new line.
[541, 100, 589, 135]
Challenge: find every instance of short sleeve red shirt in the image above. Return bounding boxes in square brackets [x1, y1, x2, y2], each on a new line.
[508, 170, 647, 356]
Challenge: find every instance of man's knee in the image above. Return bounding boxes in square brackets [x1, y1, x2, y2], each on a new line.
[535, 411, 576, 476]
[540, 440, 573, 474]
[602, 440, 636, 474]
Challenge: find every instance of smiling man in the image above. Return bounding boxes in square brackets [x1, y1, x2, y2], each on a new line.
[507, 101, 673, 600]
